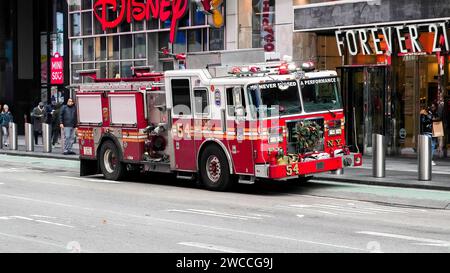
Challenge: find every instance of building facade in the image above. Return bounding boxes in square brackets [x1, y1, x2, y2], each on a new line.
[293, 0, 450, 159]
[0, 0, 69, 133]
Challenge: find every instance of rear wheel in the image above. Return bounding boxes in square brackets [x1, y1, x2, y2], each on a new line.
[99, 140, 125, 181]
[199, 145, 235, 191]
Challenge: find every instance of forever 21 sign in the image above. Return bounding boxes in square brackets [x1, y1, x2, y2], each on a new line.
[335, 22, 450, 56]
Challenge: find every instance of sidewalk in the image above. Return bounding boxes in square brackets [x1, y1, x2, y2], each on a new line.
[315, 156, 450, 191]
[0, 138, 449, 191]
[0, 135, 79, 161]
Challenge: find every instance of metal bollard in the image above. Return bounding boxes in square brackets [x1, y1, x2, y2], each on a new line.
[43, 123, 52, 153]
[8, 122, 18, 150]
[418, 134, 432, 181]
[25, 123, 34, 152]
[372, 134, 386, 178]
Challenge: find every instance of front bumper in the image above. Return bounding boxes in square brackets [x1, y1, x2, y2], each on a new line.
[255, 153, 362, 180]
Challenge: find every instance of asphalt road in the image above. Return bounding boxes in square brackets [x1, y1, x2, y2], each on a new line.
[0, 154, 449, 253]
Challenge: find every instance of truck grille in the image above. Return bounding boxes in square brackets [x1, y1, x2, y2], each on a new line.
[286, 118, 324, 153]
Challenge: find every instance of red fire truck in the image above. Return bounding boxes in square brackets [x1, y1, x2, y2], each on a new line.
[75, 60, 362, 191]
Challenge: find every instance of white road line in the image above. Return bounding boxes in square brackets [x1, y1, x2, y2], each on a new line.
[297, 215, 305, 218]
[354, 206, 409, 214]
[357, 231, 450, 247]
[30, 215, 57, 219]
[0, 231, 67, 250]
[187, 209, 263, 220]
[313, 204, 376, 215]
[168, 209, 260, 220]
[0, 183, 4, 185]
[0, 193, 367, 252]
[10, 216, 34, 221]
[0, 217, 10, 220]
[289, 205, 339, 216]
[35, 220, 74, 228]
[178, 242, 250, 253]
[59, 176, 123, 184]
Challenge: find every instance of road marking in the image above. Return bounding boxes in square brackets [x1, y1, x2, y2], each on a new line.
[296, 215, 305, 218]
[59, 176, 123, 184]
[35, 220, 74, 228]
[30, 215, 57, 219]
[178, 242, 250, 253]
[0, 183, 4, 185]
[0, 193, 367, 252]
[0, 231, 67, 250]
[10, 216, 34, 221]
[357, 231, 450, 248]
[168, 209, 263, 220]
[289, 205, 339, 216]
[3, 215, 74, 228]
[313, 204, 376, 215]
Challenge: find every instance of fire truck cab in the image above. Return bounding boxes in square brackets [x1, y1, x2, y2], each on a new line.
[76, 61, 362, 191]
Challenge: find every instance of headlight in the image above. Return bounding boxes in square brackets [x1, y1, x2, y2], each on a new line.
[335, 129, 342, 135]
[328, 129, 336, 136]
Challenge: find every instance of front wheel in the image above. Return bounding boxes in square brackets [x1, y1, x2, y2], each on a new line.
[99, 140, 125, 181]
[199, 145, 235, 191]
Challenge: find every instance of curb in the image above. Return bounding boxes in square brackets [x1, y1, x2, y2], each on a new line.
[314, 175, 450, 192]
[0, 150, 79, 161]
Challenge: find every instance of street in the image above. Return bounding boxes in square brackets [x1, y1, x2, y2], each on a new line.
[0, 154, 449, 253]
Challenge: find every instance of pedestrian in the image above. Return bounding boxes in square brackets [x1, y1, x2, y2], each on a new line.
[1, 104, 13, 147]
[420, 104, 438, 166]
[51, 102, 62, 146]
[60, 98, 77, 155]
[31, 102, 47, 145]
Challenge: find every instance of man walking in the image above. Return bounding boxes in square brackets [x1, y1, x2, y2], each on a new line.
[32, 102, 47, 145]
[1, 105, 13, 147]
[60, 98, 77, 155]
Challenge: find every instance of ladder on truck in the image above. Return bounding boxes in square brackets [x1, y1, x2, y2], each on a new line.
[73, 67, 166, 93]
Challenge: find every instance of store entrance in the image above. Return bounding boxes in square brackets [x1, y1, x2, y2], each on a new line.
[340, 66, 388, 155]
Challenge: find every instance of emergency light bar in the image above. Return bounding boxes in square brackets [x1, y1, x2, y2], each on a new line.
[228, 61, 315, 77]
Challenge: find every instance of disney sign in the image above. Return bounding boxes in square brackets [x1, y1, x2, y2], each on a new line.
[93, 0, 188, 44]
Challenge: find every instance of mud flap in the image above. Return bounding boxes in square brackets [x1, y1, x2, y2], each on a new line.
[80, 159, 99, 177]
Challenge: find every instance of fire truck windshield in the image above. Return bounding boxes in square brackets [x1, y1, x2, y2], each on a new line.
[300, 77, 342, 113]
[247, 80, 302, 119]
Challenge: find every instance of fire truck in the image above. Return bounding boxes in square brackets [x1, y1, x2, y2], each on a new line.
[75, 56, 362, 191]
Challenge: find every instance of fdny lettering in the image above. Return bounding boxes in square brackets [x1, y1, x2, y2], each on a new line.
[93, 0, 188, 43]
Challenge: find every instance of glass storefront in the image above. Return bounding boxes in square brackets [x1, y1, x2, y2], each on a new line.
[68, 0, 225, 83]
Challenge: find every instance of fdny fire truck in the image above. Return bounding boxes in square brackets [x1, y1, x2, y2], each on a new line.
[75, 58, 362, 191]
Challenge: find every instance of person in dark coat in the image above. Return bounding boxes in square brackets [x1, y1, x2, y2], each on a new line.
[60, 98, 78, 155]
[32, 102, 47, 145]
[420, 103, 439, 166]
[0, 104, 13, 147]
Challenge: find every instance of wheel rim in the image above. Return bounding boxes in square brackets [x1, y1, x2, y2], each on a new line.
[103, 149, 118, 174]
[206, 155, 221, 183]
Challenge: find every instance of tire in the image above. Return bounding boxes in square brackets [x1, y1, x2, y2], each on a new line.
[99, 140, 125, 181]
[199, 145, 235, 191]
[297, 176, 313, 183]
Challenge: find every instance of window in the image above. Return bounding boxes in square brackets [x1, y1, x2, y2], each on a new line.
[70, 13, 81, 36]
[188, 29, 203, 53]
[301, 78, 342, 113]
[72, 39, 83, 62]
[82, 12, 92, 35]
[226, 87, 246, 116]
[121, 35, 132, 59]
[83, 38, 94, 61]
[81, 0, 92, 10]
[69, 0, 81, 11]
[134, 34, 146, 59]
[194, 89, 209, 115]
[108, 36, 119, 60]
[95, 36, 106, 61]
[172, 79, 191, 116]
